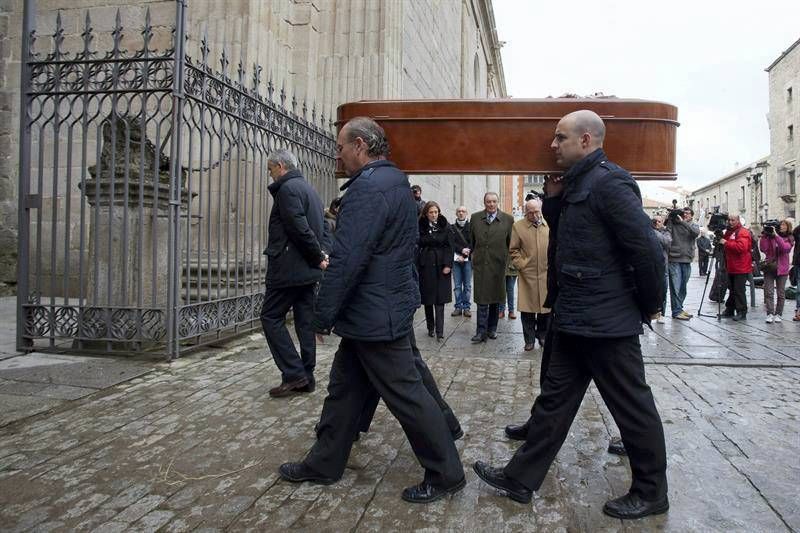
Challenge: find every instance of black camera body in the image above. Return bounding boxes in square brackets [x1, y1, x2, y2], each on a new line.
[762, 219, 780, 235]
[707, 212, 728, 233]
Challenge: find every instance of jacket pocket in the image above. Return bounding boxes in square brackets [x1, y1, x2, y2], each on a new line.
[559, 264, 602, 294]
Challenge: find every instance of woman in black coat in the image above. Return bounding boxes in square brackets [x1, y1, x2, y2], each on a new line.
[418, 201, 453, 340]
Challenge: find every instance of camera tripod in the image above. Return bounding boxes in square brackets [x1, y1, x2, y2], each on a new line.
[697, 242, 724, 320]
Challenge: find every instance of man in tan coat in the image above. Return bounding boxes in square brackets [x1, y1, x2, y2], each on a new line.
[509, 198, 550, 351]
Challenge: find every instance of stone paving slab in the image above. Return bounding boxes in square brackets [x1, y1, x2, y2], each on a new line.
[0, 278, 798, 531]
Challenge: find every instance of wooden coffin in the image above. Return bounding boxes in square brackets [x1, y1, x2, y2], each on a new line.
[336, 99, 679, 179]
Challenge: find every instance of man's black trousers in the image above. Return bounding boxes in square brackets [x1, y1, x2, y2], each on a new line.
[260, 283, 316, 383]
[354, 329, 461, 436]
[725, 273, 748, 314]
[698, 254, 710, 275]
[520, 312, 549, 346]
[305, 336, 464, 487]
[503, 332, 668, 501]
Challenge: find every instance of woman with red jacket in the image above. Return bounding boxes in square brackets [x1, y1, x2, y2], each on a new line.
[720, 214, 753, 321]
[759, 219, 794, 323]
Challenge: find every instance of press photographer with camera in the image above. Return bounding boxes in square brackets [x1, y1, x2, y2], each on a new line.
[719, 214, 753, 321]
[666, 207, 700, 320]
[758, 219, 794, 323]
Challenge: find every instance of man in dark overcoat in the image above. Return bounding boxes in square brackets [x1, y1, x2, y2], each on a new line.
[469, 192, 513, 343]
[473, 110, 669, 520]
[279, 117, 465, 504]
[260, 149, 327, 398]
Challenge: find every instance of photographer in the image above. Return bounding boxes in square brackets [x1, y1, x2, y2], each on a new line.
[719, 214, 752, 321]
[652, 215, 672, 323]
[666, 207, 700, 320]
[759, 220, 794, 323]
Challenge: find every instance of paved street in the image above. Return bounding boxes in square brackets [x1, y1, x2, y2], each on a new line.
[0, 276, 799, 532]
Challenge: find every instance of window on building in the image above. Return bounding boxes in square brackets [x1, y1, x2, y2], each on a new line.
[453, 184, 457, 204]
[790, 169, 796, 195]
[789, 124, 794, 142]
[788, 86, 793, 103]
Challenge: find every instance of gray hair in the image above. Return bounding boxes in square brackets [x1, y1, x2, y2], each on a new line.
[343, 116, 391, 157]
[525, 198, 542, 211]
[267, 148, 298, 170]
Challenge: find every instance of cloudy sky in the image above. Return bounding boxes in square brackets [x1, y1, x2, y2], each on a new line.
[493, 0, 800, 193]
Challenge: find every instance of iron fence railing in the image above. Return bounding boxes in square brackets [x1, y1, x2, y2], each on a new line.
[17, 0, 337, 359]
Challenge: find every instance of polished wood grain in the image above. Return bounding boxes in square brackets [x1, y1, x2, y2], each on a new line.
[336, 99, 679, 179]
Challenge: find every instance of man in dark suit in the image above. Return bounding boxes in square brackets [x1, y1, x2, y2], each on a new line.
[469, 193, 513, 343]
[260, 149, 327, 398]
[473, 110, 669, 520]
[279, 117, 465, 504]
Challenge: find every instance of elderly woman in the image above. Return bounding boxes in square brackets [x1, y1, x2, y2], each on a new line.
[418, 201, 453, 340]
[760, 219, 794, 323]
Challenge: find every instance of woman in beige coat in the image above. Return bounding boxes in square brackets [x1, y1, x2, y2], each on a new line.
[509, 199, 550, 351]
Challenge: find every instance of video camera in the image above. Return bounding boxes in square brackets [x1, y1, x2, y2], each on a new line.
[707, 212, 728, 242]
[762, 219, 780, 235]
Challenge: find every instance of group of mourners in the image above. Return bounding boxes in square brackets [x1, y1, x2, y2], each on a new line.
[259, 111, 671, 520]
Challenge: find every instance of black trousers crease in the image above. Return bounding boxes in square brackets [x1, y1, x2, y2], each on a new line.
[504, 332, 668, 501]
[305, 334, 464, 487]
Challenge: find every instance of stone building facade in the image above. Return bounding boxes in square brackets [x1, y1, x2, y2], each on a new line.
[0, 0, 507, 294]
[688, 157, 770, 229]
[766, 37, 800, 222]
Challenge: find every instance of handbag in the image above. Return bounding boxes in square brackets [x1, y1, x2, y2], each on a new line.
[759, 238, 778, 275]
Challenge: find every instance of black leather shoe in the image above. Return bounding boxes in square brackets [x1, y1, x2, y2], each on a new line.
[602, 492, 669, 519]
[718, 309, 735, 318]
[401, 477, 466, 503]
[473, 461, 532, 503]
[487, 331, 498, 339]
[471, 333, 487, 343]
[269, 377, 310, 398]
[298, 378, 315, 393]
[279, 462, 337, 485]
[428, 329, 435, 337]
[452, 427, 464, 441]
[607, 437, 627, 456]
[504, 422, 529, 441]
[733, 312, 747, 321]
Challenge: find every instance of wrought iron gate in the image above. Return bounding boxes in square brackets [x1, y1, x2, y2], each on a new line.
[17, 1, 337, 359]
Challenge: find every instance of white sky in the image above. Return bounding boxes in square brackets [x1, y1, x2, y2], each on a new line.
[493, 0, 800, 194]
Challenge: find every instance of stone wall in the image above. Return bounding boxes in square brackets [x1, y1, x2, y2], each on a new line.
[766, 38, 800, 221]
[0, 0, 17, 295]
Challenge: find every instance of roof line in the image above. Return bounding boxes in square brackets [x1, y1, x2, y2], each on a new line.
[766, 36, 800, 72]
[691, 156, 770, 194]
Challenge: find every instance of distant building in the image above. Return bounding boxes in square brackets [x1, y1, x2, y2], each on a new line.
[687, 157, 770, 230]
[766, 37, 800, 222]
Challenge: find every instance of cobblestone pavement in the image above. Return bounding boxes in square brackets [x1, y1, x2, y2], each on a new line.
[0, 277, 798, 532]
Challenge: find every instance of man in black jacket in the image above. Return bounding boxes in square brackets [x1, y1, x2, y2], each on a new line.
[261, 149, 327, 398]
[279, 117, 465, 504]
[473, 110, 669, 520]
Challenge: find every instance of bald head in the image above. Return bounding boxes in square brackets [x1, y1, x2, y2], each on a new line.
[524, 198, 543, 223]
[551, 110, 607, 168]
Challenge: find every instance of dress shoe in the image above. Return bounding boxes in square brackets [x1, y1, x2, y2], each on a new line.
[269, 377, 310, 398]
[452, 427, 464, 441]
[487, 331, 498, 339]
[536, 337, 546, 348]
[428, 329, 435, 337]
[473, 461, 532, 503]
[504, 422, 529, 441]
[471, 333, 487, 343]
[401, 477, 466, 503]
[279, 462, 337, 485]
[451, 308, 463, 317]
[718, 309, 735, 318]
[436, 335, 444, 342]
[523, 343, 534, 351]
[298, 377, 315, 393]
[498, 311, 505, 318]
[602, 492, 669, 519]
[607, 437, 627, 456]
[463, 309, 472, 318]
[733, 312, 747, 321]
[508, 312, 517, 319]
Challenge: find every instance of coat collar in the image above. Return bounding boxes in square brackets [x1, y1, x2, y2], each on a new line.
[563, 148, 606, 193]
[267, 169, 303, 196]
[480, 210, 503, 223]
[339, 159, 396, 191]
